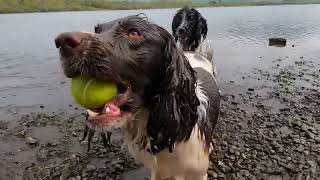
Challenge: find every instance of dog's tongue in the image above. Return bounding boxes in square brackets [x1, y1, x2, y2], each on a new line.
[87, 90, 130, 127]
[104, 102, 121, 117]
[87, 101, 120, 118]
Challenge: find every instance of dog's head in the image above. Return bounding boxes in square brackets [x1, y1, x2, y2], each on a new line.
[172, 7, 208, 51]
[55, 15, 199, 153]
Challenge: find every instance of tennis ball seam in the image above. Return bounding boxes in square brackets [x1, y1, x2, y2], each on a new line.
[82, 78, 94, 104]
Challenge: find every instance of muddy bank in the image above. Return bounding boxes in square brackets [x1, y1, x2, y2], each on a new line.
[211, 57, 320, 179]
[0, 56, 319, 180]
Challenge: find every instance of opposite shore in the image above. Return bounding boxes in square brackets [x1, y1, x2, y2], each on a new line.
[1, 0, 320, 14]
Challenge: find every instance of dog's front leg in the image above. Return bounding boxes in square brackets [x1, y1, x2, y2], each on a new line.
[150, 170, 159, 180]
[185, 174, 207, 180]
[150, 173, 185, 180]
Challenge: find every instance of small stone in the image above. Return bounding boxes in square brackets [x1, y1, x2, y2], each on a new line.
[217, 160, 228, 172]
[218, 173, 225, 178]
[270, 149, 276, 154]
[297, 145, 304, 153]
[229, 148, 235, 154]
[72, 132, 77, 137]
[248, 88, 255, 92]
[26, 137, 38, 145]
[16, 130, 27, 138]
[303, 150, 310, 156]
[47, 142, 58, 147]
[92, 137, 99, 143]
[218, 160, 225, 167]
[252, 150, 258, 155]
[241, 153, 247, 159]
[221, 134, 228, 139]
[244, 170, 251, 177]
[277, 147, 283, 153]
[221, 141, 228, 146]
[86, 164, 96, 172]
[36, 149, 48, 161]
[82, 173, 88, 178]
[213, 172, 218, 178]
[286, 157, 292, 161]
[49, 151, 56, 156]
[307, 132, 316, 139]
[235, 151, 240, 156]
[293, 138, 301, 144]
[114, 164, 123, 170]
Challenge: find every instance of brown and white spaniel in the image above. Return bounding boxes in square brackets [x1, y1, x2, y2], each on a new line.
[55, 15, 220, 180]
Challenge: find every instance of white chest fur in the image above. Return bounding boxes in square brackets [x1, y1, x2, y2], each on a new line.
[124, 113, 209, 180]
[184, 52, 214, 76]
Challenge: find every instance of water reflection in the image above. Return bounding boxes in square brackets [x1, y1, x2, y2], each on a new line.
[0, 4, 320, 112]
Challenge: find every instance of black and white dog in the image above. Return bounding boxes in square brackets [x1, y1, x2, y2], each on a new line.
[55, 15, 220, 180]
[172, 7, 208, 51]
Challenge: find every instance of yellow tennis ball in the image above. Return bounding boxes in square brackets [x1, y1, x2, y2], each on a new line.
[70, 76, 118, 109]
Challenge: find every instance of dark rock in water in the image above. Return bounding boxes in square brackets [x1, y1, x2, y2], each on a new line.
[269, 38, 287, 47]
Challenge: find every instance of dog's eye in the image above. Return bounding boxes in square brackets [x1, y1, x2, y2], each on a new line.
[127, 29, 144, 47]
[94, 24, 101, 33]
[187, 15, 193, 21]
[128, 30, 141, 38]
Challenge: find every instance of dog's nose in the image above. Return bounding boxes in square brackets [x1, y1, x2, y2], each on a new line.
[177, 28, 186, 35]
[55, 32, 84, 49]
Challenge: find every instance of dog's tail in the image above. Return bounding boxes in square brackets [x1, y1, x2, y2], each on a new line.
[195, 40, 217, 76]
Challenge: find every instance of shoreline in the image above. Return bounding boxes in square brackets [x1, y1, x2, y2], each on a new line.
[0, 50, 319, 179]
[0, 2, 319, 14]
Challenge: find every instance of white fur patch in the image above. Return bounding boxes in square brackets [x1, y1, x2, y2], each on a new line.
[184, 52, 214, 77]
[119, 73, 213, 180]
[195, 81, 209, 124]
[126, 125, 209, 180]
[195, 40, 214, 61]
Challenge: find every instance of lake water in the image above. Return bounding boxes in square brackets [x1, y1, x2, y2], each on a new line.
[1, 4, 320, 117]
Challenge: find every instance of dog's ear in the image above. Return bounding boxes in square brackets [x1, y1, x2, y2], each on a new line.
[172, 11, 182, 42]
[190, 12, 208, 51]
[147, 27, 199, 154]
[197, 15, 208, 42]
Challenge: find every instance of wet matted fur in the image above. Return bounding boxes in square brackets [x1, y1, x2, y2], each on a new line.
[55, 15, 220, 180]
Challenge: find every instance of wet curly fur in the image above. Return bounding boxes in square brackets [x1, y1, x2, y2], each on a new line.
[56, 15, 220, 180]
